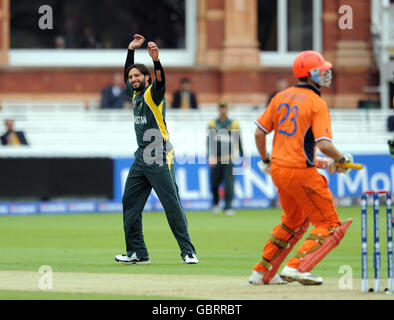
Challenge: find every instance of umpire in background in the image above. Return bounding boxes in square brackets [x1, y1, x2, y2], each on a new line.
[115, 34, 198, 265]
[207, 101, 244, 216]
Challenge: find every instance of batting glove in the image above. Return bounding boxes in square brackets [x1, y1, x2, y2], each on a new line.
[316, 157, 336, 174]
[257, 155, 271, 175]
[335, 153, 354, 174]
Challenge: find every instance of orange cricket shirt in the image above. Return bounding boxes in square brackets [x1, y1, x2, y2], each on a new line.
[256, 84, 333, 168]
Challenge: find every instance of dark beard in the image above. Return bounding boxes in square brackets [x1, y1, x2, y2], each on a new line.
[134, 81, 147, 92]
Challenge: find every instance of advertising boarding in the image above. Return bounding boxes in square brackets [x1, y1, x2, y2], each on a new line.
[113, 154, 394, 210]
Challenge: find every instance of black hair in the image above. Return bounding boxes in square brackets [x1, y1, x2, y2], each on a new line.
[298, 77, 308, 83]
[127, 64, 152, 84]
[218, 101, 228, 108]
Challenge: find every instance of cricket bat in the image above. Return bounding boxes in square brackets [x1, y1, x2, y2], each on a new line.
[257, 158, 364, 175]
[316, 157, 364, 170]
[334, 162, 364, 170]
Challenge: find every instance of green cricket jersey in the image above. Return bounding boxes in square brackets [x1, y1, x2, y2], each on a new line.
[124, 49, 169, 149]
[207, 118, 244, 163]
[121, 50, 196, 259]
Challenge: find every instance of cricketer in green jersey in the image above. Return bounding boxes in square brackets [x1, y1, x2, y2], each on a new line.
[115, 34, 198, 265]
[207, 101, 244, 217]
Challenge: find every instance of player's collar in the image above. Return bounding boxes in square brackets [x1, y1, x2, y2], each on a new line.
[295, 84, 321, 96]
[217, 117, 228, 123]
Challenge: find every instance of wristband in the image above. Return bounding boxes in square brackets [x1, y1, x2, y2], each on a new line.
[262, 155, 271, 164]
[336, 156, 345, 164]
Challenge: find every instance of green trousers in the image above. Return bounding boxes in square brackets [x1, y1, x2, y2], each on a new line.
[210, 162, 234, 210]
[122, 148, 196, 259]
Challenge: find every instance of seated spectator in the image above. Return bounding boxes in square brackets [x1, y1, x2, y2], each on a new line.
[54, 35, 66, 49]
[1, 119, 28, 146]
[266, 78, 289, 106]
[100, 73, 129, 109]
[78, 26, 100, 49]
[171, 78, 198, 109]
[388, 115, 394, 132]
[62, 17, 78, 49]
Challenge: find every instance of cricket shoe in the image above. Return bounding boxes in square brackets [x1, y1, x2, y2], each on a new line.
[224, 209, 236, 217]
[183, 253, 199, 264]
[115, 252, 150, 265]
[280, 266, 323, 285]
[248, 270, 287, 285]
[212, 205, 221, 215]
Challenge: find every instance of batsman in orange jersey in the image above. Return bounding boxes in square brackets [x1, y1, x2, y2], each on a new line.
[248, 51, 353, 286]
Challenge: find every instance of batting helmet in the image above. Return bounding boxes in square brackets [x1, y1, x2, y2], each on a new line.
[293, 51, 332, 78]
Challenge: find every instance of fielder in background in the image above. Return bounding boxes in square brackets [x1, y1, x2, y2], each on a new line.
[207, 101, 244, 216]
[249, 51, 353, 286]
[115, 34, 198, 265]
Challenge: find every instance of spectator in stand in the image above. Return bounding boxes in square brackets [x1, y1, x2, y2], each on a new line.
[78, 26, 100, 48]
[171, 78, 198, 110]
[172, 23, 186, 48]
[1, 119, 28, 146]
[266, 78, 289, 107]
[100, 73, 129, 109]
[62, 17, 78, 49]
[54, 35, 66, 49]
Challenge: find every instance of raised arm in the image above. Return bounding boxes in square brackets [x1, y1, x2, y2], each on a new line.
[148, 42, 166, 105]
[124, 34, 145, 85]
[124, 50, 134, 85]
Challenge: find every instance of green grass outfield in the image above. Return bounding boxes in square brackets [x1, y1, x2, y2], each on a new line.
[0, 207, 392, 300]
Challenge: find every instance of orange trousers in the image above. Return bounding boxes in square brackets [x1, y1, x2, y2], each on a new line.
[254, 163, 341, 272]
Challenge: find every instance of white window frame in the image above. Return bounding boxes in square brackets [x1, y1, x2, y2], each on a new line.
[260, 0, 322, 67]
[9, 0, 197, 67]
